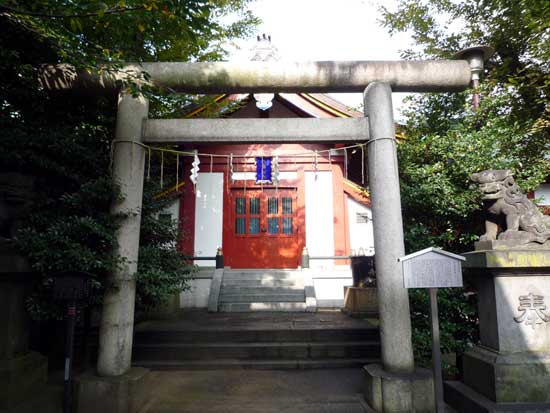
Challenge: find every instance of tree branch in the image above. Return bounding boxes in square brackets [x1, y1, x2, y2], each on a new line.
[0, 4, 146, 18]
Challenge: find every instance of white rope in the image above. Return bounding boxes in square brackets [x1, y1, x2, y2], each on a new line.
[314, 150, 318, 181]
[160, 151, 164, 189]
[109, 140, 383, 189]
[344, 148, 348, 180]
[147, 146, 151, 181]
[111, 139, 369, 159]
[274, 155, 279, 193]
[226, 156, 230, 195]
[361, 144, 365, 185]
[366, 137, 397, 182]
[229, 153, 234, 182]
[366, 136, 397, 145]
[176, 153, 179, 189]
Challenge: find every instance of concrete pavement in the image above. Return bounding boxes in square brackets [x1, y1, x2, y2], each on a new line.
[140, 368, 369, 413]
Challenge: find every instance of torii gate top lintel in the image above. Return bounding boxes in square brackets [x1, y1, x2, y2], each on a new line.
[41, 46, 492, 95]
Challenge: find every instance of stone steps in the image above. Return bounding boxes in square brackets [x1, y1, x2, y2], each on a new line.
[221, 280, 304, 288]
[225, 268, 300, 279]
[218, 302, 307, 312]
[220, 293, 306, 303]
[221, 286, 305, 294]
[222, 274, 304, 281]
[132, 311, 380, 371]
[221, 281, 304, 285]
[133, 341, 380, 361]
[133, 358, 379, 370]
[134, 327, 378, 344]
[219, 269, 308, 313]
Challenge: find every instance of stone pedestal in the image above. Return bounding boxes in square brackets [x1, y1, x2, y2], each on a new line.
[363, 364, 435, 412]
[342, 287, 378, 317]
[445, 248, 550, 412]
[75, 367, 152, 413]
[0, 352, 48, 412]
[0, 246, 48, 412]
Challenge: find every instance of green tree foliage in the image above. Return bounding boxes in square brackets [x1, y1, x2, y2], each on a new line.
[135, 181, 195, 311]
[399, 85, 549, 253]
[1, 0, 258, 63]
[382, 0, 550, 252]
[409, 288, 478, 374]
[1, 0, 258, 318]
[381, 0, 550, 367]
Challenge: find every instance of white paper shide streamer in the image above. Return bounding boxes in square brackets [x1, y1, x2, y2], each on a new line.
[272, 156, 279, 186]
[190, 150, 200, 186]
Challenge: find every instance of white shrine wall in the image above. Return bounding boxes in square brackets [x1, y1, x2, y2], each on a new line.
[305, 171, 335, 268]
[179, 172, 223, 309]
[193, 172, 224, 266]
[347, 196, 375, 256]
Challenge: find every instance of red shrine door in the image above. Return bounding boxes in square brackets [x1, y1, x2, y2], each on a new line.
[223, 188, 304, 268]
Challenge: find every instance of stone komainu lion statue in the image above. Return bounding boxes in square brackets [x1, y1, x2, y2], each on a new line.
[471, 169, 550, 245]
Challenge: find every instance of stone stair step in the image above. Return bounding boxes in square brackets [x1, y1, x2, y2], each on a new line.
[133, 341, 379, 361]
[134, 328, 380, 344]
[223, 273, 304, 281]
[220, 287, 305, 294]
[224, 269, 300, 272]
[223, 274, 304, 282]
[133, 357, 379, 370]
[152, 399, 367, 413]
[222, 280, 304, 288]
[220, 294, 306, 304]
[219, 270, 309, 312]
[132, 311, 381, 371]
[219, 302, 307, 312]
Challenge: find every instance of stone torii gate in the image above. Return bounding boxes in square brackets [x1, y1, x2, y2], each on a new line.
[42, 48, 490, 413]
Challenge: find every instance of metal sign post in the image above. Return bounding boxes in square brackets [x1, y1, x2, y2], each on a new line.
[63, 301, 77, 413]
[399, 247, 465, 413]
[52, 271, 94, 413]
[428, 287, 444, 412]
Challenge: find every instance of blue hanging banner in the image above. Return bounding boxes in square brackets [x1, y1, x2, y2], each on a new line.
[256, 157, 272, 183]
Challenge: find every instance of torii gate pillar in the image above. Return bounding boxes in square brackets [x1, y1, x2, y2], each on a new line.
[76, 91, 151, 413]
[97, 91, 148, 377]
[362, 83, 435, 412]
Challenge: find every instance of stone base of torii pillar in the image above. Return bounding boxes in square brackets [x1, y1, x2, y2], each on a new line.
[363, 365, 435, 412]
[445, 247, 550, 412]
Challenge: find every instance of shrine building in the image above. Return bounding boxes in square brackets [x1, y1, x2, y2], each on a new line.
[165, 89, 377, 310]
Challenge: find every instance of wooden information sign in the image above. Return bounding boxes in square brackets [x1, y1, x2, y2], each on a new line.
[400, 247, 464, 289]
